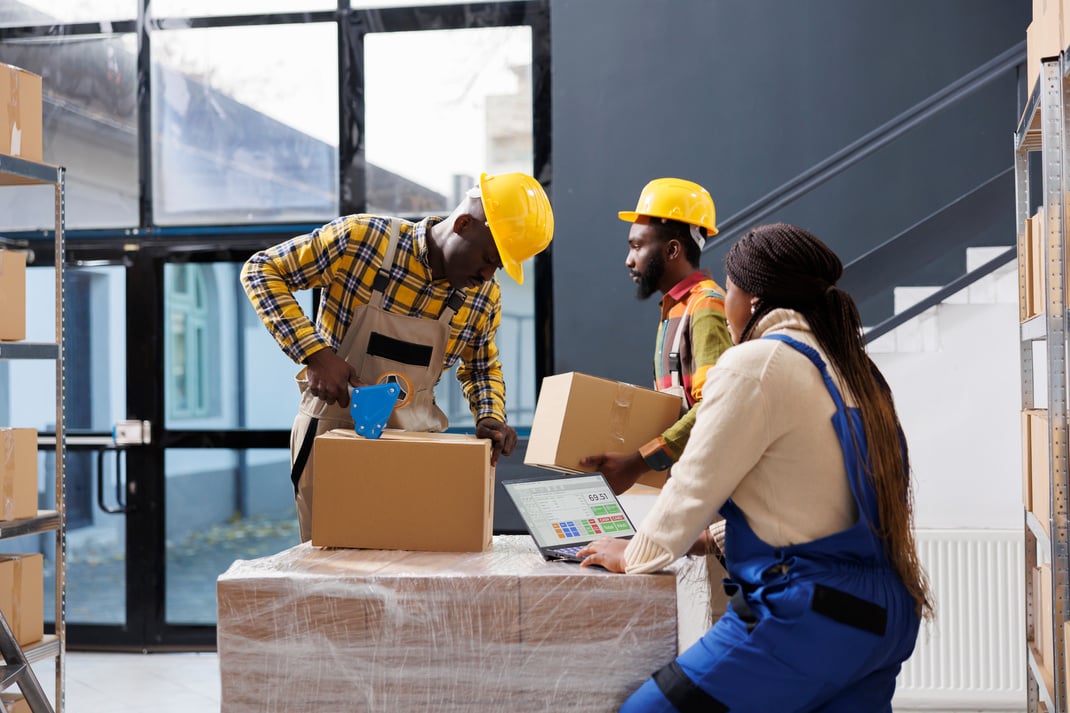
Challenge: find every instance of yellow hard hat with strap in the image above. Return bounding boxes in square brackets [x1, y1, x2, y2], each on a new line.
[479, 172, 554, 285]
[618, 178, 718, 241]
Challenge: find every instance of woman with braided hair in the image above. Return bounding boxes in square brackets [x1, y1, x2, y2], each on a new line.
[578, 222, 931, 712]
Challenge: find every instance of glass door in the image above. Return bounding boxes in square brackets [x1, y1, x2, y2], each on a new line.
[9, 260, 135, 645]
[158, 257, 308, 631]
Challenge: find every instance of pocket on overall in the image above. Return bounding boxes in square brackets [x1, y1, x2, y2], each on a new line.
[761, 581, 891, 683]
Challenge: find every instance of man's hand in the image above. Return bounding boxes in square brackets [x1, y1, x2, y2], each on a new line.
[304, 349, 361, 407]
[580, 451, 647, 495]
[476, 417, 517, 466]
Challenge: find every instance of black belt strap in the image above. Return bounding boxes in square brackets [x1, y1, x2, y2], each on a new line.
[652, 660, 729, 713]
[290, 416, 319, 495]
[729, 588, 759, 633]
[811, 583, 887, 636]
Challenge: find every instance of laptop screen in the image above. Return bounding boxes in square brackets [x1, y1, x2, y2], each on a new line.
[503, 474, 637, 548]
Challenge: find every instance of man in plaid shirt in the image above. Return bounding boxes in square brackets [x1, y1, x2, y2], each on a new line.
[241, 172, 553, 541]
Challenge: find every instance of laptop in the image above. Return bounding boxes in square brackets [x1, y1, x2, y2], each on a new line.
[501, 474, 637, 562]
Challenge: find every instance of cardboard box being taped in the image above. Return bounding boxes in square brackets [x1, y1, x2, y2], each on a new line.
[524, 372, 682, 474]
[0, 64, 41, 161]
[311, 429, 494, 552]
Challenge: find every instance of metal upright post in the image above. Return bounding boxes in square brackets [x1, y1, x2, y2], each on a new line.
[1041, 55, 1070, 713]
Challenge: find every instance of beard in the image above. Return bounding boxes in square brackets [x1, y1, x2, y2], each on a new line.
[634, 252, 665, 300]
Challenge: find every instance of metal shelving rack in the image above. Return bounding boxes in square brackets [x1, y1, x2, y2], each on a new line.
[0, 153, 66, 712]
[1018, 54, 1070, 713]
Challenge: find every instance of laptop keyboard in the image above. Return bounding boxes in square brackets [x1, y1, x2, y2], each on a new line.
[552, 545, 586, 558]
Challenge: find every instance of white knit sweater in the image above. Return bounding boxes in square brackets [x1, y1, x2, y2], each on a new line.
[624, 308, 861, 574]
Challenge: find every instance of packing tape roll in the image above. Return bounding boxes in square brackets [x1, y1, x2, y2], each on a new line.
[607, 384, 633, 449]
[1, 431, 13, 521]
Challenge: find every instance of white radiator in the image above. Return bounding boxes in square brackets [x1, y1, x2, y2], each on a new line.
[893, 529, 1024, 711]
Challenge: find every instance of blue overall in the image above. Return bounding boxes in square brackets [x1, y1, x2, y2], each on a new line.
[620, 335, 920, 713]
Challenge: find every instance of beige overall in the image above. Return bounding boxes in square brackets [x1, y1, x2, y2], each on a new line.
[290, 219, 465, 541]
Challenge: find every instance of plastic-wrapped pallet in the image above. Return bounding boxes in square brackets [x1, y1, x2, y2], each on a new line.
[217, 535, 678, 712]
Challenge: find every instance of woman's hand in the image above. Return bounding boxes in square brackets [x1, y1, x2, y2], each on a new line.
[576, 537, 629, 573]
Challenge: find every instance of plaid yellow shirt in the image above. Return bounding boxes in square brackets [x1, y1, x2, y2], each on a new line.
[241, 214, 506, 424]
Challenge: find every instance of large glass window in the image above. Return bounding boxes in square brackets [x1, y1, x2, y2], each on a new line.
[0, 35, 139, 230]
[151, 23, 339, 224]
[0, 1, 135, 27]
[364, 26, 538, 427]
[364, 26, 532, 215]
[151, 1, 333, 17]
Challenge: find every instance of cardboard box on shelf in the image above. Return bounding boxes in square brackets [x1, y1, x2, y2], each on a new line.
[1034, 562, 1054, 673]
[1028, 0, 1064, 93]
[1029, 409, 1051, 538]
[0, 250, 26, 342]
[1020, 220, 1033, 322]
[311, 429, 493, 552]
[217, 537, 677, 713]
[1029, 210, 1046, 318]
[0, 693, 29, 713]
[524, 372, 682, 475]
[0, 429, 37, 522]
[0, 64, 41, 161]
[1064, 619, 1070, 701]
[0, 553, 43, 647]
[1023, 411, 1033, 512]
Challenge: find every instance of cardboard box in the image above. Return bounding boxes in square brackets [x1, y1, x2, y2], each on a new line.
[0, 250, 26, 341]
[1028, 0, 1063, 94]
[312, 429, 493, 552]
[1020, 220, 1032, 322]
[525, 372, 682, 474]
[1029, 409, 1051, 538]
[217, 537, 677, 712]
[1023, 410, 1033, 512]
[0, 693, 29, 713]
[0, 553, 43, 647]
[1034, 563, 1054, 673]
[1030, 210, 1046, 318]
[0, 429, 37, 522]
[0, 64, 41, 161]
[1064, 619, 1070, 702]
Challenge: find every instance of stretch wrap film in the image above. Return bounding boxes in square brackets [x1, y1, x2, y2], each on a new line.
[217, 536, 680, 712]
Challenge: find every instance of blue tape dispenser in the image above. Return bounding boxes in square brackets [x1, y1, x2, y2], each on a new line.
[349, 382, 401, 439]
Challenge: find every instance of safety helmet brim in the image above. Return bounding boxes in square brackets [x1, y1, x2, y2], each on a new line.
[618, 210, 719, 236]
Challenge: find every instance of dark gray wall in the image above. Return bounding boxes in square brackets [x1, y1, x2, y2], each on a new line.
[549, 0, 1028, 387]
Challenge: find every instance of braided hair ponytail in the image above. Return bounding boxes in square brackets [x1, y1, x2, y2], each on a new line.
[724, 223, 933, 619]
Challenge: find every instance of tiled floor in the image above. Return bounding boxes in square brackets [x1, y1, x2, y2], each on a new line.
[31, 650, 221, 712]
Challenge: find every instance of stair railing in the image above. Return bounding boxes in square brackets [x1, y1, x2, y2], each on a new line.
[704, 41, 1025, 252]
[861, 245, 1016, 343]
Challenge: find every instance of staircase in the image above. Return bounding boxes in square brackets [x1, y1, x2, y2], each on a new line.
[869, 246, 1024, 712]
[867, 246, 1021, 531]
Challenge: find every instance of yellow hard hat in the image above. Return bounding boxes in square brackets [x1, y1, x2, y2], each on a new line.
[479, 172, 554, 285]
[618, 177, 718, 236]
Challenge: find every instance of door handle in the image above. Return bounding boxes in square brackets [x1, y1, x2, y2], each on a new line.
[96, 447, 134, 514]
